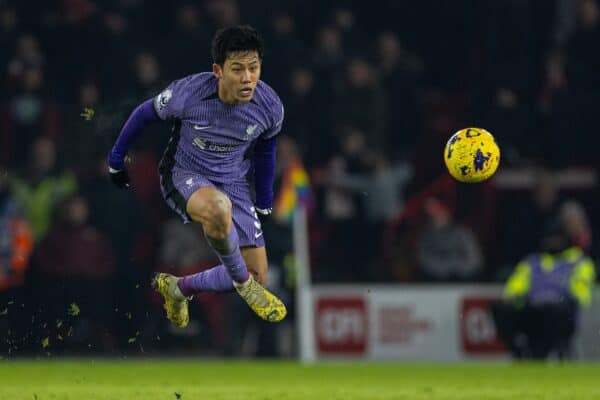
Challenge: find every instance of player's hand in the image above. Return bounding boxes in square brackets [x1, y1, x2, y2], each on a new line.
[108, 167, 131, 189]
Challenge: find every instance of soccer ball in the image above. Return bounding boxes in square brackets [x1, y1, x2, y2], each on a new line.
[444, 127, 500, 183]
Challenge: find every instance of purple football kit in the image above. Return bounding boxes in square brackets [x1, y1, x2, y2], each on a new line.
[155, 72, 284, 248]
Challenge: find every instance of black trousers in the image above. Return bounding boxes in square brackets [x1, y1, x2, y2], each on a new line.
[491, 300, 577, 360]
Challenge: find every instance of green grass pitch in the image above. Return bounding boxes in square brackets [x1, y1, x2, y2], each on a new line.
[0, 360, 599, 399]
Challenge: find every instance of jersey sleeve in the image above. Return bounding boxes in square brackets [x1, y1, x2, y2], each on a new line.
[153, 76, 193, 120]
[261, 97, 284, 140]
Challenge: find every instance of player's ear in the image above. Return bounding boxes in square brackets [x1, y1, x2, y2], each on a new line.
[212, 63, 223, 79]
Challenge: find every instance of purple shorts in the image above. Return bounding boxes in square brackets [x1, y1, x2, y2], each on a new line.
[159, 167, 265, 248]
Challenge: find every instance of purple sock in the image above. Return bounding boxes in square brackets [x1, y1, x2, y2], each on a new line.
[210, 228, 249, 283]
[177, 229, 249, 295]
[218, 247, 250, 284]
[177, 264, 234, 295]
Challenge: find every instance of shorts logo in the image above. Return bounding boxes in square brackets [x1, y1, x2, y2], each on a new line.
[155, 89, 172, 111]
[185, 178, 194, 187]
[246, 124, 259, 137]
[251, 207, 263, 239]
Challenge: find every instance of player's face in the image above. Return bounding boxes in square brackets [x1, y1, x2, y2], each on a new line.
[213, 51, 261, 104]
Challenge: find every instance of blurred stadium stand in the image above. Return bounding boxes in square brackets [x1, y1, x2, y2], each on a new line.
[0, 0, 598, 358]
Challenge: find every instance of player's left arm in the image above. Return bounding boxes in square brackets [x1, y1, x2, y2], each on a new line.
[254, 100, 284, 216]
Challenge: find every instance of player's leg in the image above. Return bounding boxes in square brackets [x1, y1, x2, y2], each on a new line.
[173, 246, 268, 294]
[181, 187, 285, 322]
[233, 245, 286, 322]
[156, 183, 285, 323]
[185, 186, 250, 283]
[240, 246, 268, 285]
[152, 171, 228, 328]
[153, 186, 243, 328]
[176, 244, 270, 294]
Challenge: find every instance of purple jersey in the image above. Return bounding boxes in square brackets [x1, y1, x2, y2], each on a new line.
[153, 72, 284, 184]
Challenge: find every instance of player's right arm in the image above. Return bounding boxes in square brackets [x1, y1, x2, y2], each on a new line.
[107, 77, 191, 189]
[107, 99, 160, 188]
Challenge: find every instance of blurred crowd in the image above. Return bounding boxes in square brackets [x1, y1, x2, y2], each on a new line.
[0, 0, 598, 356]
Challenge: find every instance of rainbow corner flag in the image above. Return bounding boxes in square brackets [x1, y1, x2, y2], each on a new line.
[274, 159, 313, 223]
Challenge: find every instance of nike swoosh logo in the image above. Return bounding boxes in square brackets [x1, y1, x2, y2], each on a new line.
[254, 231, 263, 238]
[193, 125, 211, 130]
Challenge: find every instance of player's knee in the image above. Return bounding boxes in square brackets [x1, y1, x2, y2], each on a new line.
[188, 190, 232, 237]
[202, 193, 232, 237]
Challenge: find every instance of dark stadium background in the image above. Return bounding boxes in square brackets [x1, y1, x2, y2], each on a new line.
[0, 0, 598, 358]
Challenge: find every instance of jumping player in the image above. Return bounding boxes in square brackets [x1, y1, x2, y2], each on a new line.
[107, 25, 286, 327]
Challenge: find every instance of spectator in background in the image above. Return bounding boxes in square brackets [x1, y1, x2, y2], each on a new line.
[0, 173, 32, 291]
[284, 67, 331, 165]
[1, 64, 61, 169]
[59, 80, 103, 179]
[132, 52, 162, 98]
[159, 3, 211, 79]
[500, 169, 562, 270]
[31, 195, 116, 352]
[482, 87, 535, 164]
[0, 174, 33, 355]
[332, 7, 368, 54]
[560, 200, 592, 251]
[333, 58, 388, 153]
[314, 129, 374, 281]
[5, 33, 45, 90]
[545, 0, 600, 166]
[0, 6, 19, 79]
[204, 0, 240, 29]
[325, 154, 412, 273]
[565, 0, 600, 91]
[478, 0, 539, 96]
[12, 138, 77, 240]
[80, 155, 145, 350]
[493, 217, 595, 360]
[313, 25, 344, 73]
[98, 10, 137, 98]
[416, 196, 483, 281]
[375, 31, 423, 159]
[264, 10, 307, 93]
[0, 174, 32, 291]
[311, 25, 344, 123]
[41, 0, 101, 97]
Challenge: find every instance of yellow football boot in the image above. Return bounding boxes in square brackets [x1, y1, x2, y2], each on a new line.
[151, 273, 189, 328]
[234, 275, 287, 322]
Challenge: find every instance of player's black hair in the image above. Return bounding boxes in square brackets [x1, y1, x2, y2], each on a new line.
[211, 25, 264, 65]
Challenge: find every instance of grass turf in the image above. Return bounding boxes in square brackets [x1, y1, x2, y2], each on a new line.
[0, 360, 598, 400]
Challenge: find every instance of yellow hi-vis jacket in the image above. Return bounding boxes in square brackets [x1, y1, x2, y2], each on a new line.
[504, 247, 596, 307]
